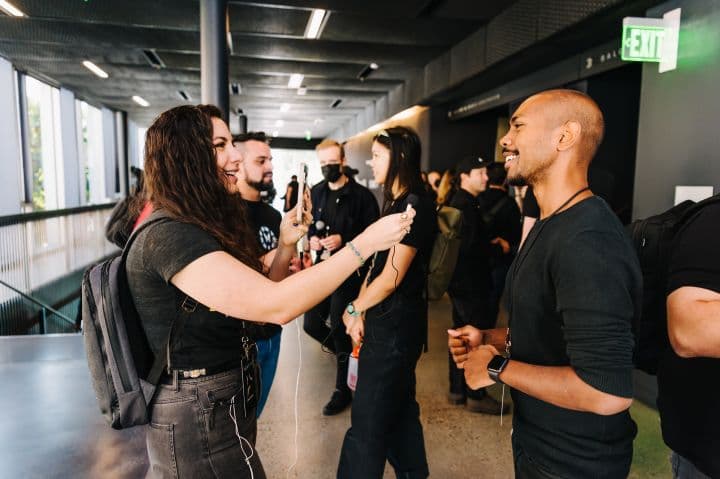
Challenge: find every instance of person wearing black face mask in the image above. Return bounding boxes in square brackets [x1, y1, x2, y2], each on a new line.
[303, 139, 380, 416]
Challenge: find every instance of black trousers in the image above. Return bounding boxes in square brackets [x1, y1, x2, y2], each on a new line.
[337, 296, 429, 479]
[448, 292, 493, 400]
[303, 282, 357, 391]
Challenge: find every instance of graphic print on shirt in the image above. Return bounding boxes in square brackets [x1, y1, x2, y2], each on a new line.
[258, 225, 278, 251]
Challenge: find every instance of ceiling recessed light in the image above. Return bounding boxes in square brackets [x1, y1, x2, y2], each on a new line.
[274, 119, 284, 127]
[132, 95, 150, 107]
[297, 87, 307, 95]
[82, 60, 108, 79]
[288, 73, 304, 89]
[304, 9, 329, 39]
[370, 63, 379, 70]
[0, 1, 25, 17]
[280, 103, 290, 112]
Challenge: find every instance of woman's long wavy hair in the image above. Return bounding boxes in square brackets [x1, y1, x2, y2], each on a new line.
[372, 126, 424, 215]
[143, 104, 263, 272]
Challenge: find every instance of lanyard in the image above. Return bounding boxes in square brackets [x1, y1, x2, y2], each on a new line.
[505, 186, 590, 356]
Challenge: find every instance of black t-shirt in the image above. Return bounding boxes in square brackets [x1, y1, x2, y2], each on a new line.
[245, 200, 283, 338]
[480, 187, 522, 256]
[522, 185, 539, 218]
[245, 200, 281, 252]
[657, 201, 720, 478]
[367, 190, 437, 304]
[506, 196, 640, 478]
[127, 215, 252, 372]
[448, 188, 491, 295]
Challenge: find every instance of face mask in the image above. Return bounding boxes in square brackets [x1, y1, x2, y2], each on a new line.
[321, 164, 342, 183]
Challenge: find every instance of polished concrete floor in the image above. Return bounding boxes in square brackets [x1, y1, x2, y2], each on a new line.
[0, 298, 517, 478]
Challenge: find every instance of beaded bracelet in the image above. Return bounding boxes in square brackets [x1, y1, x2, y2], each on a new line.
[346, 241, 366, 266]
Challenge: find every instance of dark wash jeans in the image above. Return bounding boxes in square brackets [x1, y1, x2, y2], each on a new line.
[146, 368, 266, 479]
[337, 295, 429, 479]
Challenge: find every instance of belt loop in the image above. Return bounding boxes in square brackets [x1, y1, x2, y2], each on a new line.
[172, 369, 179, 391]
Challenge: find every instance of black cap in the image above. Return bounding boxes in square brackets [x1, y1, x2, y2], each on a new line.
[456, 156, 490, 175]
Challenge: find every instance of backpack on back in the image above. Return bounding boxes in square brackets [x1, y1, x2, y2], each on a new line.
[82, 216, 188, 429]
[626, 195, 720, 374]
[427, 205, 463, 300]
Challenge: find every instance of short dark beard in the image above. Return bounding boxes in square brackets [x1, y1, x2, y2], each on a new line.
[507, 174, 528, 187]
[248, 179, 274, 192]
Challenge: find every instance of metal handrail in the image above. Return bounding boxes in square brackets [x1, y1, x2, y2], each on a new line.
[0, 201, 117, 227]
[0, 278, 75, 325]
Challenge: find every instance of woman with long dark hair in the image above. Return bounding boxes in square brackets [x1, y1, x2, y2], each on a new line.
[126, 105, 415, 478]
[338, 127, 437, 478]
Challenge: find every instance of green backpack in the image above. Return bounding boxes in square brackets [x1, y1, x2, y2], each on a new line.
[427, 205, 463, 300]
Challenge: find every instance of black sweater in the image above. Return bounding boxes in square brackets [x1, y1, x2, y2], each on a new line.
[506, 196, 641, 479]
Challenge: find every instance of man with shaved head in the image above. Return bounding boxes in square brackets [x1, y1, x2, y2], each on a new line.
[449, 89, 641, 478]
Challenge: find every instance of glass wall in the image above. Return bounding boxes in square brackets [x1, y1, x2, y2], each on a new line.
[76, 100, 107, 204]
[24, 76, 64, 211]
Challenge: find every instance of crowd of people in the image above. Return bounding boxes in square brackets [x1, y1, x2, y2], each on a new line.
[109, 88, 718, 479]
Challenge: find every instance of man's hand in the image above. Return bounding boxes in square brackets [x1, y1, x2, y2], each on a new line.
[309, 235, 322, 251]
[448, 326, 483, 367]
[491, 237, 511, 255]
[319, 234, 342, 252]
[343, 311, 364, 346]
[464, 344, 500, 390]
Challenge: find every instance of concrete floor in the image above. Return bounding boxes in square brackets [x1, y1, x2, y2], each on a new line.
[256, 297, 514, 478]
[0, 297, 516, 478]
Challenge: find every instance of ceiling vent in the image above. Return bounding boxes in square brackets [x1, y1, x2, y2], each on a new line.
[142, 49, 166, 69]
[331, 98, 342, 108]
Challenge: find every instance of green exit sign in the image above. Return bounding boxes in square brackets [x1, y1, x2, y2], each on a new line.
[622, 25, 665, 62]
[621, 10, 681, 72]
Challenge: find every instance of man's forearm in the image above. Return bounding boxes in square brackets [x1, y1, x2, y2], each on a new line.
[500, 361, 632, 416]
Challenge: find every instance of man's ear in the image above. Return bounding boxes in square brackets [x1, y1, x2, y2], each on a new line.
[557, 121, 581, 152]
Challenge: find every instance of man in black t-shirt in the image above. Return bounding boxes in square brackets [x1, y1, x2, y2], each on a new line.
[304, 139, 379, 416]
[658, 196, 720, 479]
[450, 90, 640, 478]
[447, 156, 505, 414]
[234, 131, 286, 417]
[479, 162, 521, 325]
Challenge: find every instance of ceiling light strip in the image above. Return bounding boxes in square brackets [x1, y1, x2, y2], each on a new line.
[0, 0, 25, 17]
[304, 9, 328, 39]
[82, 60, 109, 79]
[132, 95, 150, 107]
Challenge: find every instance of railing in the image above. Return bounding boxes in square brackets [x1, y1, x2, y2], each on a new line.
[0, 279, 77, 334]
[0, 203, 118, 335]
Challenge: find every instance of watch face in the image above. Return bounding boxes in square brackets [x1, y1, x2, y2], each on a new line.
[346, 304, 355, 314]
[488, 355, 508, 372]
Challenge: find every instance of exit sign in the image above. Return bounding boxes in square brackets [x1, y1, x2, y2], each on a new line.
[622, 24, 665, 62]
[621, 9, 681, 73]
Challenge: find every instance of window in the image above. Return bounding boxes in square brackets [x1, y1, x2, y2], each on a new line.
[24, 76, 64, 210]
[76, 100, 106, 204]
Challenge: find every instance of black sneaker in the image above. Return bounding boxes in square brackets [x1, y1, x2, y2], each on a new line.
[322, 389, 352, 416]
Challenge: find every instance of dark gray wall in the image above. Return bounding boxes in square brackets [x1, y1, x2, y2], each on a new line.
[633, 0, 720, 219]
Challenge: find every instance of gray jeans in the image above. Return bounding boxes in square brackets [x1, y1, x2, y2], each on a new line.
[671, 452, 712, 479]
[145, 368, 266, 479]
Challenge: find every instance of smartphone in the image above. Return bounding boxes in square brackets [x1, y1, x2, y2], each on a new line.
[296, 161, 308, 224]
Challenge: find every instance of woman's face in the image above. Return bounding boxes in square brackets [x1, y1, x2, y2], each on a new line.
[370, 140, 391, 185]
[211, 117, 242, 193]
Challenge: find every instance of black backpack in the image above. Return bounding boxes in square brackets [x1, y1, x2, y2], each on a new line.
[82, 216, 193, 429]
[427, 205, 463, 300]
[626, 194, 720, 374]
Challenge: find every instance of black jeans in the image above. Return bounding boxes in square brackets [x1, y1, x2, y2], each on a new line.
[303, 283, 357, 391]
[146, 368, 266, 479]
[448, 292, 493, 400]
[337, 296, 429, 479]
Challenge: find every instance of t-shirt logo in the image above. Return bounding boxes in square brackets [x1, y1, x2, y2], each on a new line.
[258, 226, 278, 251]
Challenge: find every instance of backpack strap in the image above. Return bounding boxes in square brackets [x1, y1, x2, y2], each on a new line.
[118, 211, 191, 385]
